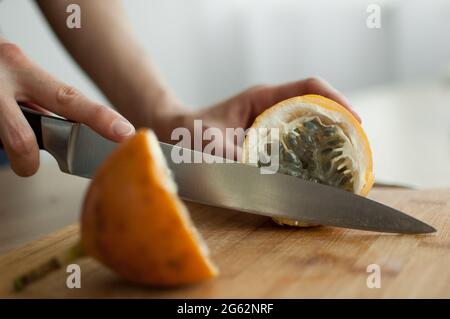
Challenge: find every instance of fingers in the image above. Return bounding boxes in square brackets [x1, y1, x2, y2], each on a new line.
[300, 77, 361, 122]
[21, 64, 135, 142]
[248, 77, 361, 123]
[0, 97, 40, 176]
[0, 40, 135, 177]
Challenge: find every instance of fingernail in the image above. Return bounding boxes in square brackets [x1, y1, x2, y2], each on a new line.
[112, 119, 135, 137]
[353, 111, 362, 123]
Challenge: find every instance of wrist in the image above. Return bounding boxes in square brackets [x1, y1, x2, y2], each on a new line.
[149, 93, 191, 142]
[119, 90, 191, 143]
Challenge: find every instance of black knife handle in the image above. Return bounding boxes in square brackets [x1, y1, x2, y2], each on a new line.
[0, 106, 46, 150]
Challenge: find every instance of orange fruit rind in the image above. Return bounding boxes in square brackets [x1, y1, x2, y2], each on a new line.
[242, 95, 374, 227]
[81, 129, 218, 286]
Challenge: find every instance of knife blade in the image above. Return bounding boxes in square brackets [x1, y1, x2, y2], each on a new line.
[7, 107, 436, 234]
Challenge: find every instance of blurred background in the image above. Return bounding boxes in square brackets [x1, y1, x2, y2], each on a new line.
[1, 0, 450, 188]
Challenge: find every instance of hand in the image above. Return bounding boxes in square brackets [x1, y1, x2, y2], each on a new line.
[0, 40, 135, 176]
[160, 77, 360, 160]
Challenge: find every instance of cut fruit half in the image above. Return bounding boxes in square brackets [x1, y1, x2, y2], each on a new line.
[81, 129, 218, 286]
[242, 95, 374, 227]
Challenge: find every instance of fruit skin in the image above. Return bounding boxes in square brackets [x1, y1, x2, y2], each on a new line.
[242, 95, 374, 226]
[81, 129, 217, 286]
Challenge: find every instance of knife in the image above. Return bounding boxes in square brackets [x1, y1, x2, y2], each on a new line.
[1, 106, 436, 234]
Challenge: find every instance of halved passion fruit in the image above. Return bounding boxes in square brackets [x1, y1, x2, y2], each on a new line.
[14, 129, 218, 291]
[81, 129, 218, 286]
[242, 95, 374, 227]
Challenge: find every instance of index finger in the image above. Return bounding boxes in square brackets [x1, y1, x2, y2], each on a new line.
[20, 64, 135, 141]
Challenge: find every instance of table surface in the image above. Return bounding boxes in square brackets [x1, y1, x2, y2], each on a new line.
[0, 162, 88, 254]
[1, 178, 449, 298]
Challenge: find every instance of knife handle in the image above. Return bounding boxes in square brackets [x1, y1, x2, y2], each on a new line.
[0, 106, 49, 150]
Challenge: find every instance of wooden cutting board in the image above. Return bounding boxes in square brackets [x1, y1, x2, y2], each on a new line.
[1, 187, 449, 298]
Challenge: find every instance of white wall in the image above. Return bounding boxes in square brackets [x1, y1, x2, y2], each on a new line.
[1, 0, 449, 107]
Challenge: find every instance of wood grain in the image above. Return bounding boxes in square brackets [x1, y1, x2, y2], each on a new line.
[1, 187, 449, 298]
